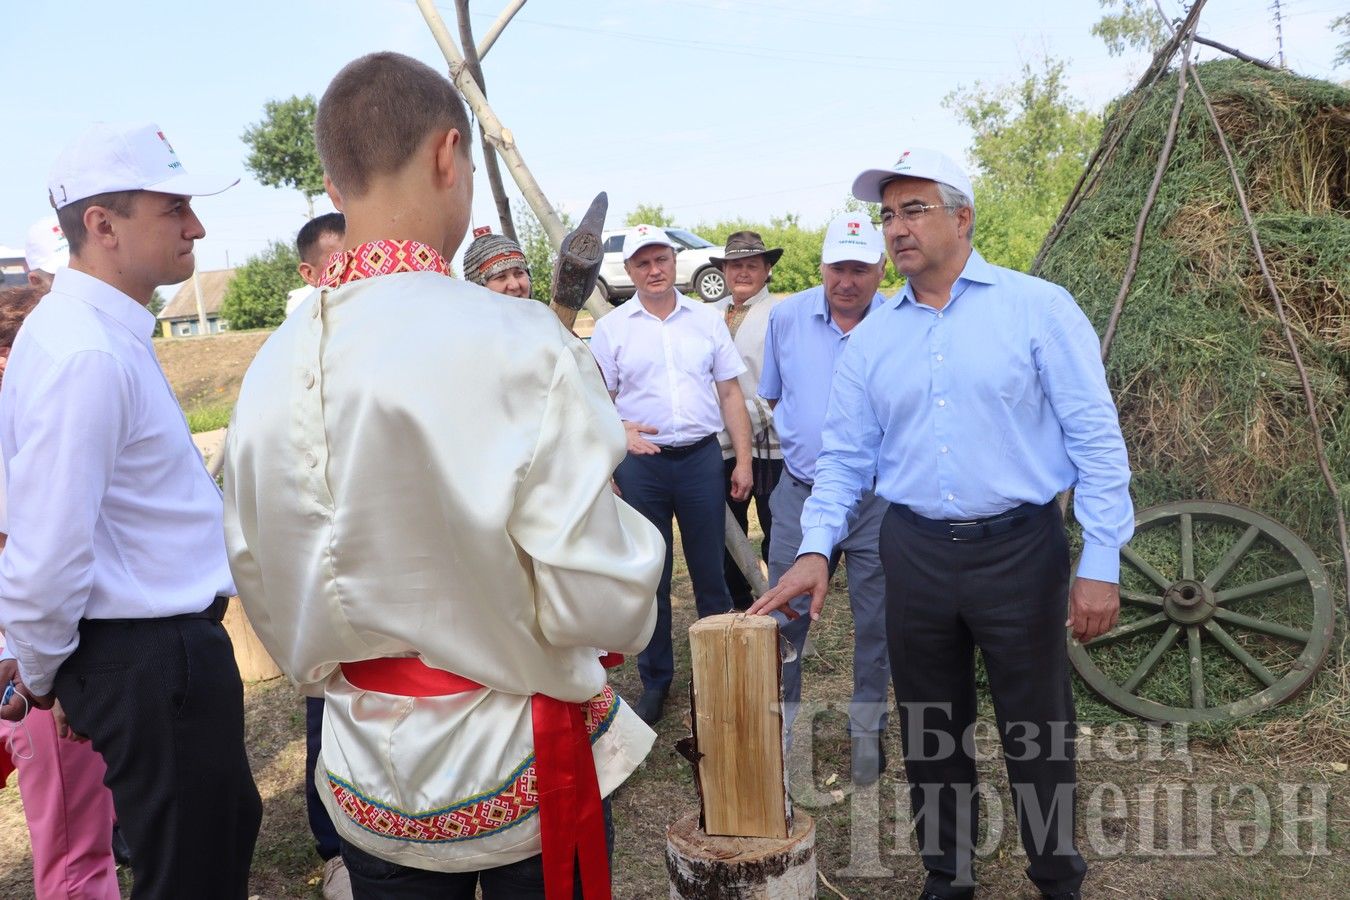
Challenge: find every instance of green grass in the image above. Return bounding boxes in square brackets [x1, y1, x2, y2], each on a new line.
[185, 402, 233, 433]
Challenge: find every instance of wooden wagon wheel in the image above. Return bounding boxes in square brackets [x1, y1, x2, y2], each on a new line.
[1069, 501, 1333, 723]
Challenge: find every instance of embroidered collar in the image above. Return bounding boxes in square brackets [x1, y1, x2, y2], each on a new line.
[319, 239, 451, 288]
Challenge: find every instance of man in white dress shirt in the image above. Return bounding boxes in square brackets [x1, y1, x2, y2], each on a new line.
[224, 53, 663, 897]
[0, 122, 261, 898]
[588, 227, 754, 725]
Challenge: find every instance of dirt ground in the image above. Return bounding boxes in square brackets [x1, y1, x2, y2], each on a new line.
[154, 328, 271, 411]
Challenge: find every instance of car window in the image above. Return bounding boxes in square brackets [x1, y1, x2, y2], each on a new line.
[665, 229, 713, 249]
[603, 235, 626, 253]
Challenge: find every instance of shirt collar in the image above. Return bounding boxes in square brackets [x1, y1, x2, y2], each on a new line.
[625, 290, 695, 319]
[50, 268, 158, 340]
[892, 247, 996, 310]
[319, 239, 451, 288]
[810, 285, 886, 327]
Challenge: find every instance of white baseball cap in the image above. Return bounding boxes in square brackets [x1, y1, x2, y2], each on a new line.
[621, 224, 678, 261]
[47, 122, 239, 210]
[25, 215, 70, 274]
[851, 148, 975, 209]
[821, 213, 884, 265]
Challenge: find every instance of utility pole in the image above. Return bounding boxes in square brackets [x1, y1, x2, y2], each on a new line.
[1270, 0, 1286, 67]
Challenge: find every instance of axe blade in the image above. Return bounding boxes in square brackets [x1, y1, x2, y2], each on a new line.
[550, 191, 608, 313]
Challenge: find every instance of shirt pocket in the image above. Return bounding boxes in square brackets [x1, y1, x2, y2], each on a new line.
[675, 333, 715, 379]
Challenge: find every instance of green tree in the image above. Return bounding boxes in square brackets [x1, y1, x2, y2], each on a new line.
[147, 289, 166, 317]
[624, 203, 676, 227]
[241, 95, 325, 219]
[694, 215, 827, 295]
[220, 241, 303, 329]
[1333, 13, 1350, 68]
[513, 200, 573, 303]
[1092, 0, 1170, 57]
[943, 57, 1102, 271]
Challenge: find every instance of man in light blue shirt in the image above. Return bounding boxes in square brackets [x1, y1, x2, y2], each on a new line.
[753, 149, 1133, 900]
[759, 213, 890, 786]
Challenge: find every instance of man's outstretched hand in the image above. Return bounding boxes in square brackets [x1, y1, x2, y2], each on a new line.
[747, 553, 830, 621]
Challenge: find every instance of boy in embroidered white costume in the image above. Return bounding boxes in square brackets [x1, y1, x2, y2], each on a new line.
[223, 52, 663, 898]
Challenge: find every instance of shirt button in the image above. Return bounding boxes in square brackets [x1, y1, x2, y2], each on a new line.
[937, 312, 944, 318]
[935, 354, 944, 362]
[937, 399, 946, 407]
[940, 445, 949, 454]
[947, 493, 955, 501]
[304, 451, 318, 468]
[304, 372, 316, 389]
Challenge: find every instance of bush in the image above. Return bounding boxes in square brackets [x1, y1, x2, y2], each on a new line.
[221, 240, 303, 329]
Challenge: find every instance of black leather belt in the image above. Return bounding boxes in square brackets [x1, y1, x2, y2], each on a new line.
[656, 433, 716, 458]
[82, 595, 231, 627]
[893, 501, 1053, 542]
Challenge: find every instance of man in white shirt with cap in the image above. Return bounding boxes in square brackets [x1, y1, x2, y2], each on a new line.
[23, 215, 70, 293]
[589, 225, 754, 726]
[0, 122, 262, 898]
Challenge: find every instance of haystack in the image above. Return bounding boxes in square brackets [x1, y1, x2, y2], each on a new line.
[1037, 60, 1349, 590]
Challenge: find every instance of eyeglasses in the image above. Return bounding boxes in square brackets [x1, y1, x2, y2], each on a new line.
[878, 204, 953, 228]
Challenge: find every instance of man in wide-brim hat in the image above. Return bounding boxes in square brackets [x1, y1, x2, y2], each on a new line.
[710, 231, 786, 609]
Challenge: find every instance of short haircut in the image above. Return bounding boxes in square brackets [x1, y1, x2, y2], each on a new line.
[316, 52, 471, 199]
[936, 183, 976, 240]
[55, 190, 137, 255]
[297, 212, 346, 266]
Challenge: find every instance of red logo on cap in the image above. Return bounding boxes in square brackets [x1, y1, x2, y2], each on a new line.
[636, 225, 649, 235]
[157, 130, 176, 154]
[847, 221, 861, 236]
[895, 150, 911, 167]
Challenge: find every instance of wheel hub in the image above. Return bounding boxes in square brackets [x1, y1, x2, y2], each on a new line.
[1163, 579, 1216, 625]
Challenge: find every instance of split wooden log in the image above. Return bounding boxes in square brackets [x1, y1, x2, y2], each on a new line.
[666, 809, 816, 899]
[222, 597, 282, 682]
[687, 613, 787, 838]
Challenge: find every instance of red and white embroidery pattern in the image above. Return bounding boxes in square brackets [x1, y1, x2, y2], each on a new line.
[328, 686, 620, 843]
[319, 239, 451, 288]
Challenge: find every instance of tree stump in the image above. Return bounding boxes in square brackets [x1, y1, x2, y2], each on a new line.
[666, 809, 816, 899]
[222, 596, 282, 682]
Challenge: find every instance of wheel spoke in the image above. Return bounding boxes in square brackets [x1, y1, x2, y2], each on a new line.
[1121, 545, 1172, 592]
[1187, 626, 1205, 710]
[1120, 589, 1165, 608]
[1180, 513, 1195, 581]
[1203, 621, 1278, 687]
[1215, 570, 1308, 605]
[1211, 608, 1311, 644]
[1202, 524, 1260, 589]
[1121, 624, 1181, 694]
[1085, 612, 1169, 647]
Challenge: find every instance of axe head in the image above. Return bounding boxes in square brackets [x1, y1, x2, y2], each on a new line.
[550, 191, 608, 311]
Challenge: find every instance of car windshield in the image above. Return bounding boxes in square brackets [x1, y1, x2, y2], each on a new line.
[665, 229, 713, 250]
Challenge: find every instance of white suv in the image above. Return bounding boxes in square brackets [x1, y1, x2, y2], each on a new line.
[598, 227, 726, 304]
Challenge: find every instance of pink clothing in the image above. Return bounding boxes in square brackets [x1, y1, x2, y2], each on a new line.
[4, 708, 120, 900]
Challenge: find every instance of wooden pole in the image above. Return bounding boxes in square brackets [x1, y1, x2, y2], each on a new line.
[476, 0, 527, 60]
[454, 0, 518, 242]
[414, 0, 609, 321]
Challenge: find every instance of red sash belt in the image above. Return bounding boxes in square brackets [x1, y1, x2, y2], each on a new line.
[339, 655, 622, 900]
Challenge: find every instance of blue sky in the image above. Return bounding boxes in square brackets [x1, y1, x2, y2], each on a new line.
[3, 0, 1344, 272]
